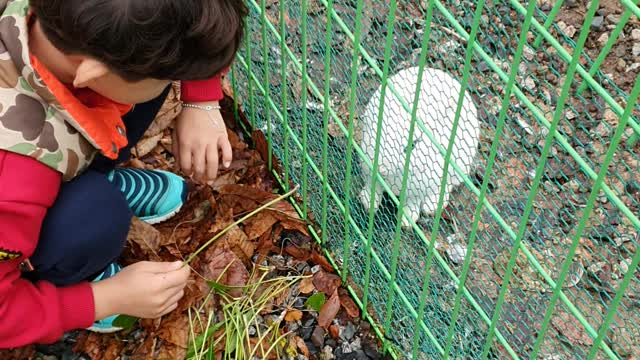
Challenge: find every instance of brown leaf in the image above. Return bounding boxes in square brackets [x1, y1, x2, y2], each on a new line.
[201, 246, 250, 297]
[339, 288, 361, 318]
[318, 290, 341, 329]
[298, 276, 315, 294]
[217, 224, 255, 262]
[157, 314, 190, 348]
[0, 347, 36, 360]
[243, 212, 279, 240]
[133, 132, 163, 158]
[293, 335, 310, 358]
[73, 333, 107, 360]
[144, 82, 182, 137]
[329, 324, 341, 339]
[103, 340, 125, 360]
[313, 271, 342, 295]
[284, 309, 303, 322]
[311, 251, 335, 273]
[156, 343, 187, 360]
[284, 244, 310, 261]
[210, 171, 240, 190]
[128, 217, 165, 259]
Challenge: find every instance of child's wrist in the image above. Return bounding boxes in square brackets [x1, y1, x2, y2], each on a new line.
[90, 279, 121, 320]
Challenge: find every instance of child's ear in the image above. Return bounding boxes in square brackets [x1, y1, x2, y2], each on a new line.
[73, 58, 110, 88]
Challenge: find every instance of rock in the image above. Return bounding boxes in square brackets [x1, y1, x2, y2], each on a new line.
[523, 46, 535, 61]
[632, 29, 640, 41]
[362, 340, 382, 359]
[633, 43, 640, 57]
[591, 16, 604, 31]
[311, 265, 322, 274]
[248, 326, 257, 336]
[626, 63, 640, 72]
[341, 323, 357, 341]
[607, 14, 621, 24]
[322, 345, 335, 360]
[446, 243, 467, 264]
[557, 21, 576, 38]
[312, 326, 326, 348]
[477, 61, 490, 72]
[603, 108, 618, 124]
[597, 32, 609, 45]
[619, 258, 632, 274]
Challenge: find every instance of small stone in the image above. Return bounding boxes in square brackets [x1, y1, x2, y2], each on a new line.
[312, 326, 326, 348]
[633, 43, 640, 57]
[603, 108, 618, 124]
[626, 63, 640, 72]
[322, 345, 335, 360]
[523, 46, 535, 61]
[354, 350, 370, 360]
[591, 16, 604, 30]
[619, 258, 632, 274]
[350, 337, 362, 352]
[341, 323, 357, 341]
[607, 14, 621, 24]
[632, 29, 640, 41]
[597, 32, 609, 45]
[446, 243, 467, 264]
[477, 61, 490, 72]
[311, 265, 322, 274]
[248, 326, 257, 336]
[557, 21, 576, 38]
[594, 123, 609, 138]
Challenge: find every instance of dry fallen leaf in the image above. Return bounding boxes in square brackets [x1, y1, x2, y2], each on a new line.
[329, 324, 341, 339]
[299, 276, 316, 294]
[293, 335, 310, 358]
[127, 216, 166, 259]
[318, 290, 341, 329]
[339, 288, 361, 318]
[285, 309, 304, 322]
[0, 346, 35, 360]
[311, 251, 335, 273]
[313, 271, 342, 295]
[157, 314, 190, 348]
[201, 246, 250, 297]
[243, 212, 279, 240]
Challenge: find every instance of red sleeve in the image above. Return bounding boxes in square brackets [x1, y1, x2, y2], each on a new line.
[180, 70, 228, 103]
[0, 151, 95, 348]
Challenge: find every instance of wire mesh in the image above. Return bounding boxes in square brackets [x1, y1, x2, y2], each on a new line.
[231, 0, 640, 358]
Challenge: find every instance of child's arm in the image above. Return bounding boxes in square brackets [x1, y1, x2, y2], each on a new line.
[0, 151, 191, 348]
[176, 73, 232, 182]
[0, 151, 95, 348]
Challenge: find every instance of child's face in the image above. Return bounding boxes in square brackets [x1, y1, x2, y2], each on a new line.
[86, 73, 171, 105]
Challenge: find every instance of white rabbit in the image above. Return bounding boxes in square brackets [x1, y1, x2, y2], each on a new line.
[358, 66, 480, 228]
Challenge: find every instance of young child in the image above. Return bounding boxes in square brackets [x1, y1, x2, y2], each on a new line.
[0, 0, 248, 348]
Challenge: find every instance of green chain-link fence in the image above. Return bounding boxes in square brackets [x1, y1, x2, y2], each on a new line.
[228, 0, 640, 358]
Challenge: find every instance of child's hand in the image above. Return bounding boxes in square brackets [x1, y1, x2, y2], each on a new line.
[91, 261, 191, 320]
[173, 101, 233, 182]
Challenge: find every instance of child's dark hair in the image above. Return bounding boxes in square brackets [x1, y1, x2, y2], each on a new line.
[30, 0, 248, 82]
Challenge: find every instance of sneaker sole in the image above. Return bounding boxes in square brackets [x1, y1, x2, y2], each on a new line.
[86, 325, 124, 333]
[140, 203, 183, 225]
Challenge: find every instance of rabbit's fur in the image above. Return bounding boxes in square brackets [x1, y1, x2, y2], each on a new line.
[358, 66, 480, 228]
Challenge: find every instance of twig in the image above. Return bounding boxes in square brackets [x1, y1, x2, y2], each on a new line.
[184, 185, 300, 265]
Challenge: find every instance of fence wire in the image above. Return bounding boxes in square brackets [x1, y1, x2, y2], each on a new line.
[230, 0, 640, 358]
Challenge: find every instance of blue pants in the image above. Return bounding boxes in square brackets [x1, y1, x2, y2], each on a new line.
[25, 86, 171, 286]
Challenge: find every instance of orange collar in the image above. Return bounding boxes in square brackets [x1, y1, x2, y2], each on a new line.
[29, 54, 133, 160]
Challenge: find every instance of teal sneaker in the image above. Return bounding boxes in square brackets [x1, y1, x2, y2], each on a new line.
[108, 168, 188, 224]
[87, 263, 123, 333]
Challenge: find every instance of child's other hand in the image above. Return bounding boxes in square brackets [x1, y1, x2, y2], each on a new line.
[173, 101, 232, 182]
[91, 261, 191, 320]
